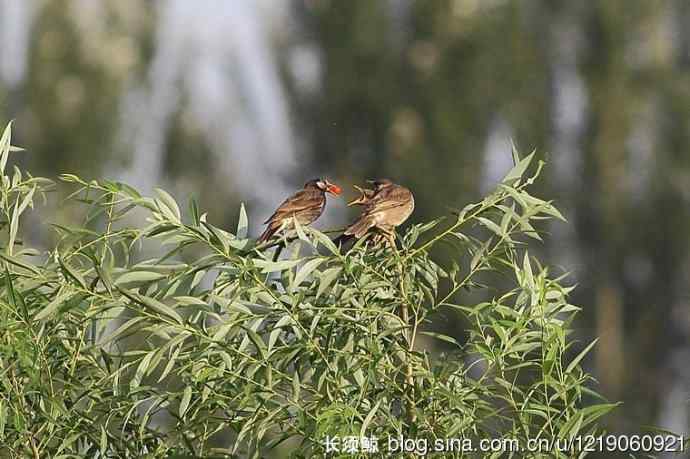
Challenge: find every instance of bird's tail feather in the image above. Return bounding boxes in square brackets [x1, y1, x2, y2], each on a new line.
[258, 224, 278, 243]
[346, 217, 375, 239]
[333, 233, 361, 254]
[333, 233, 353, 246]
[334, 217, 376, 251]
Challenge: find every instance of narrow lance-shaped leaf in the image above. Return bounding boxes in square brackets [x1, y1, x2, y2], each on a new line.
[309, 227, 339, 255]
[243, 326, 268, 360]
[291, 257, 325, 291]
[317, 267, 341, 299]
[292, 370, 301, 402]
[268, 315, 293, 353]
[99, 424, 107, 455]
[0, 252, 40, 274]
[154, 188, 181, 221]
[565, 338, 598, 374]
[237, 202, 248, 239]
[98, 317, 147, 347]
[34, 289, 74, 321]
[0, 121, 12, 175]
[130, 351, 155, 389]
[118, 287, 183, 325]
[7, 186, 35, 255]
[477, 216, 504, 238]
[158, 344, 183, 383]
[114, 271, 166, 285]
[502, 151, 535, 184]
[254, 258, 301, 273]
[58, 255, 88, 290]
[179, 386, 192, 418]
[359, 399, 382, 438]
[293, 216, 308, 242]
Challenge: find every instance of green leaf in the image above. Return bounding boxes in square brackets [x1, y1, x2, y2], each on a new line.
[580, 402, 620, 430]
[212, 323, 235, 341]
[293, 217, 308, 242]
[291, 258, 325, 291]
[477, 217, 504, 237]
[158, 344, 182, 383]
[254, 258, 300, 273]
[565, 338, 598, 374]
[237, 202, 248, 239]
[130, 351, 155, 389]
[16, 185, 35, 216]
[267, 327, 282, 354]
[0, 121, 12, 175]
[511, 140, 520, 165]
[174, 296, 207, 306]
[310, 228, 339, 255]
[189, 197, 200, 224]
[243, 326, 268, 360]
[420, 331, 460, 347]
[522, 252, 534, 290]
[317, 267, 341, 299]
[0, 252, 40, 274]
[561, 412, 584, 441]
[114, 271, 166, 285]
[34, 289, 73, 321]
[416, 218, 444, 235]
[118, 287, 183, 324]
[179, 386, 192, 418]
[98, 317, 146, 346]
[99, 424, 107, 455]
[8, 186, 35, 255]
[292, 371, 301, 402]
[227, 301, 254, 315]
[201, 221, 230, 253]
[359, 399, 382, 437]
[502, 151, 535, 184]
[539, 201, 567, 222]
[58, 256, 88, 290]
[155, 188, 181, 221]
[268, 315, 292, 352]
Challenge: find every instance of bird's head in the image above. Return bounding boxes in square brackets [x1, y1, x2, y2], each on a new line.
[366, 178, 394, 191]
[306, 178, 342, 196]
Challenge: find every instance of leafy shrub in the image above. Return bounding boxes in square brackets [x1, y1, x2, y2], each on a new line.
[0, 122, 615, 458]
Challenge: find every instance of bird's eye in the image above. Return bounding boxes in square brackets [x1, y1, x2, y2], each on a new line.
[317, 181, 326, 189]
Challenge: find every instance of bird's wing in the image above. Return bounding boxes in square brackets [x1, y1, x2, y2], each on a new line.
[264, 190, 324, 224]
[343, 214, 377, 238]
[364, 187, 412, 214]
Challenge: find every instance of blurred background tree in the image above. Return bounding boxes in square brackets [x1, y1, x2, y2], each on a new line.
[1, 0, 689, 448]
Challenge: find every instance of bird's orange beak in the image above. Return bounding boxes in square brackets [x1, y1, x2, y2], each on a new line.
[326, 182, 342, 196]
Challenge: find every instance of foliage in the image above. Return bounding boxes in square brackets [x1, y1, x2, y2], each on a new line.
[0, 122, 616, 458]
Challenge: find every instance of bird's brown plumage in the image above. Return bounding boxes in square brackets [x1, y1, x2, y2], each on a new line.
[258, 178, 341, 243]
[338, 179, 414, 245]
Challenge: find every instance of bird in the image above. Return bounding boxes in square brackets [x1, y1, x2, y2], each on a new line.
[345, 184, 386, 242]
[336, 179, 414, 247]
[257, 178, 342, 243]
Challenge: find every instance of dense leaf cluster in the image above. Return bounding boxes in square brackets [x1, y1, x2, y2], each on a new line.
[0, 123, 615, 458]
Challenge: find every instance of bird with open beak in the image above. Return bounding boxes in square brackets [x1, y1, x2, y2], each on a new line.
[337, 178, 414, 247]
[258, 178, 342, 243]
